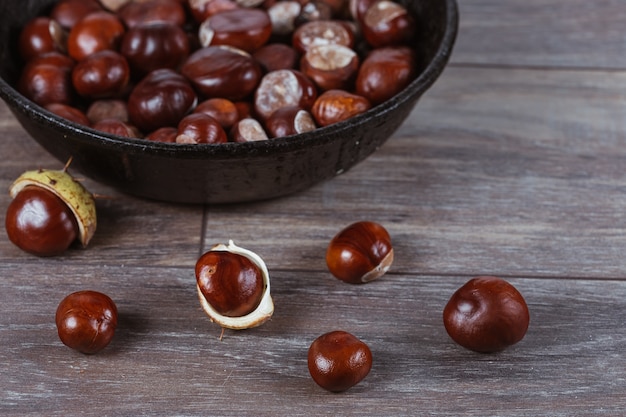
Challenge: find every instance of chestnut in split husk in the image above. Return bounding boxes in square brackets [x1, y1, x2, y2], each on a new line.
[5, 166, 97, 257]
[195, 240, 274, 333]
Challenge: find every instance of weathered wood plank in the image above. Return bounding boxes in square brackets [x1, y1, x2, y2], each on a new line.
[0, 262, 624, 416]
[203, 67, 626, 279]
[453, 0, 626, 69]
[1, 1, 626, 414]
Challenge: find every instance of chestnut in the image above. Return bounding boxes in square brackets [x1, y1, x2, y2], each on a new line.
[292, 20, 354, 54]
[188, 0, 239, 23]
[17, 52, 75, 106]
[50, 0, 103, 29]
[66, 11, 125, 61]
[117, 0, 187, 28]
[92, 118, 141, 138]
[311, 89, 371, 127]
[194, 98, 240, 130]
[294, 0, 334, 26]
[71, 50, 130, 98]
[443, 276, 530, 353]
[195, 240, 274, 331]
[349, 0, 377, 21]
[86, 99, 129, 124]
[181, 45, 263, 101]
[355, 46, 417, 105]
[300, 44, 359, 91]
[5, 167, 97, 257]
[175, 113, 228, 144]
[267, 0, 301, 37]
[55, 290, 118, 354]
[360, 0, 415, 48]
[230, 117, 269, 142]
[146, 126, 178, 143]
[198, 8, 272, 52]
[308, 330, 372, 392]
[252, 43, 299, 73]
[120, 23, 190, 77]
[44, 103, 90, 126]
[254, 69, 317, 120]
[265, 106, 316, 138]
[18, 17, 66, 62]
[314, 0, 347, 17]
[326, 221, 393, 284]
[127, 69, 198, 134]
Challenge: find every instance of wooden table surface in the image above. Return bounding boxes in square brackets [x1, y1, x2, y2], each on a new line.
[2, 1, 625, 416]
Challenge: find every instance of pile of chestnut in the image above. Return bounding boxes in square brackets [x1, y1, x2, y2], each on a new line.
[17, 0, 420, 143]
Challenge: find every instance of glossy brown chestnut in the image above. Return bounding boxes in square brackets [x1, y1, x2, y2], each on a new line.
[198, 8, 272, 52]
[120, 23, 190, 77]
[311, 89, 371, 127]
[18, 17, 66, 62]
[5, 186, 78, 257]
[195, 240, 274, 332]
[55, 290, 118, 354]
[181, 45, 262, 101]
[127, 69, 197, 134]
[443, 276, 530, 353]
[117, 0, 187, 28]
[17, 52, 75, 106]
[355, 46, 417, 105]
[175, 113, 228, 144]
[195, 250, 265, 317]
[300, 44, 359, 91]
[194, 98, 240, 130]
[265, 106, 316, 138]
[326, 220, 393, 284]
[66, 11, 125, 61]
[188, 0, 239, 23]
[252, 43, 299, 73]
[71, 50, 130, 98]
[360, 0, 416, 48]
[146, 126, 178, 143]
[308, 330, 373, 392]
[50, 0, 103, 29]
[6, 169, 97, 256]
[349, 0, 377, 21]
[44, 103, 90, 126]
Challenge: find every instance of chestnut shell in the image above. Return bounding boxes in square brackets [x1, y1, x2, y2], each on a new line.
[0, 0, 458, 204]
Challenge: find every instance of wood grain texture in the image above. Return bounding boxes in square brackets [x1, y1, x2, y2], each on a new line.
[454, 0, 626, 69]
[0, 263, 624, 416]
[2, 0, 626, 415]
